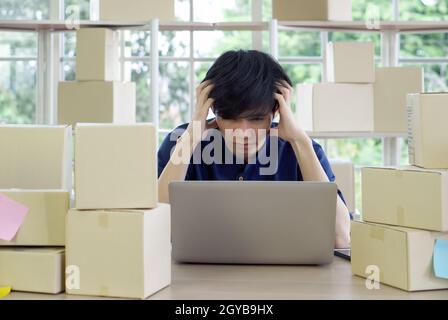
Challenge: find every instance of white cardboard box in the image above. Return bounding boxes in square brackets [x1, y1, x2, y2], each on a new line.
[362, 166, 448, 232]
[76, 28, 120, 81]
[99, 0, 175, 22]
[296, 83, 374, 132]
[0, 190, 69, 246]
[374, 67, 423, 133]
[329, 160, 355, 214]
[0, 125, 72, 190]
[272, 0, 352, 21]
[74, 123, 157, 209]
[58, 81, 136, 127]
[326, 41, 375, 83]
[66, 204, 171, 299]
[0, 248, 65, 294]
[407, 93, 448, 168]
[351, 221, 448, 291]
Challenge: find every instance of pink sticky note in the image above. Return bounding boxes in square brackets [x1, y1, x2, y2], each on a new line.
[0, 193, 29, 241]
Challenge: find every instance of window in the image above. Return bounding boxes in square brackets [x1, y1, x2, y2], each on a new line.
[3, 0, 448, 214]
[0, 31, 38, 124]
[400, 0, 448, 21]
[0, 0, 48, 124]
[400, 33, 448, 92]
[0, 0, 49, 20]
[64, 0, 91, 20]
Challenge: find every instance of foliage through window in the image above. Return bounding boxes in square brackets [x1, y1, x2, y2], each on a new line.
[3, 0, 448, 213]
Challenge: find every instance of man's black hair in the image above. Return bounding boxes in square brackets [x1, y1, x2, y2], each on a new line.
[202, 50, 292, 120]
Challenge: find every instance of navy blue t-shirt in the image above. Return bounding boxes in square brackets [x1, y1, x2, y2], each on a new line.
[158, 121, 347, 206]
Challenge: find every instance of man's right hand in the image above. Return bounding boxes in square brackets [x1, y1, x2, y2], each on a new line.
[191, 80, 216, 135]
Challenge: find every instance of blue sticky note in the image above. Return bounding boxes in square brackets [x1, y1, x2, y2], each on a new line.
[434, 239, 448, 279]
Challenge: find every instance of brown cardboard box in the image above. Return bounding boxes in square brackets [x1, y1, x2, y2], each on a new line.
[351, 221, 448, 291]
[100, 0, 175, 22]
[74, 123, 157, 209]
[272, 0, 352, 21]
[374, 67, 423, 133]
[0, 248, 65, 294]
[0, 125, 72, 190]
[408, 93, 448, 168]
[296, 83, 374, 132]
[362, 166, 448, 232]
[0, 190, 69, 246]
[66, 204, 171, 299]
[326, 41, 375, 83]
[76, 28, 120, 81]
[58, 81, 136, 127]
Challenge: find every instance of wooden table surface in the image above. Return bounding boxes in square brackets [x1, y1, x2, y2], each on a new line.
[5, 257, 448, 300]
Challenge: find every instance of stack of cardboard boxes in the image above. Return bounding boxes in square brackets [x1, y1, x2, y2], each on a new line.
[352, 93, 448, 291]
[296, 41, 423, 134]
[58, 28, 136, 127]
[1, 25, 171, 299]
[66, 123, 171, 299]
[0, 125, 72, 294]
[58, 26, 171, 299]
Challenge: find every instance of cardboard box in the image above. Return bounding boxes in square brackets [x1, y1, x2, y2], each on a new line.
[58, 81, 136, 127]
[74, 124, 157, 209]
[351, 221, 448, 291]
[374, 67, 423, 133]
[66, 204, 171, 299]
[272, 0, 352, 21]
[362, 166, 448, 232]
[329, 160, 355, 214]
[326, 42, 375, 83]
[296, 83, 374, 132]
[0, 248, 65, 294]
[408, 93, 448, 168]
[76, 28, 120, 81]
[0, 125, 72, 190]
[100, 0, 175, 22]
[0, 190, 70, 246]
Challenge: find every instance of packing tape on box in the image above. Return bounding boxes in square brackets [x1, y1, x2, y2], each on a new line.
[98, 213, 109, 229]
[396, 206, 405, 225]
[370, 227, 385, 241]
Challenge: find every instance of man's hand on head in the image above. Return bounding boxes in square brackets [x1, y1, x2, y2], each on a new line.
[274, 80, 310, 145]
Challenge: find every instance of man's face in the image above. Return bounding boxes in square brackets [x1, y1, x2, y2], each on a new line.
[215, 113, 274, 160]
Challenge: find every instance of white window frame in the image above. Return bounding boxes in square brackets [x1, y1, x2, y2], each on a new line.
[50, 0, 448, 160]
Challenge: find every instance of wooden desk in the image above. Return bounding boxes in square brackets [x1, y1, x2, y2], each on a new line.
[5, 258, 448, 300]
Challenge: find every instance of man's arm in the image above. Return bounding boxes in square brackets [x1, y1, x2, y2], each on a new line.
[275, 80, 351, 249]
[158, 81, 214, 204]
[158, 124, 201, 204]
[290, 138, 351, 249]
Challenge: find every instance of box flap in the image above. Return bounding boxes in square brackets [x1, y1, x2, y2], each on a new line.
[362, 166, 448, 176]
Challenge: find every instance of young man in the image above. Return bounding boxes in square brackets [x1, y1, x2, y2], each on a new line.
[158, 50, 351, 249]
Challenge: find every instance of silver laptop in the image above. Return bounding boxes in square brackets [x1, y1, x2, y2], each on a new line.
[169, 181, 337, 265]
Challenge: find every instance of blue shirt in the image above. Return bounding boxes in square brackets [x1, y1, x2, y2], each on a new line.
[158, 121, 347, 207]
